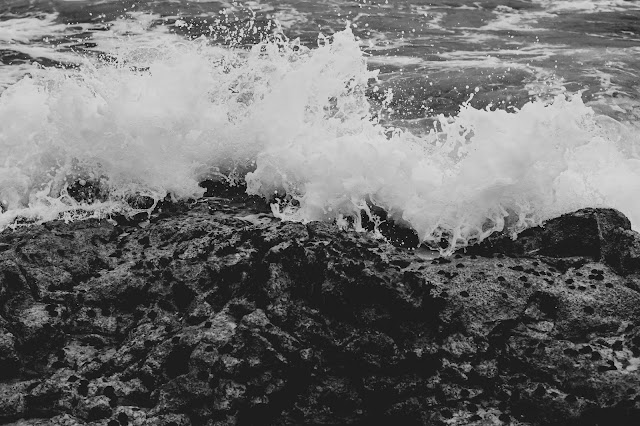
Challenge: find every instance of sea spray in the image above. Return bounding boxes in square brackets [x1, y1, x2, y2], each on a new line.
[0, 26, 639, 252]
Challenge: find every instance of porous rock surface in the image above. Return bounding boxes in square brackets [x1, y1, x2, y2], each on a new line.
[1, 193, 640, 426]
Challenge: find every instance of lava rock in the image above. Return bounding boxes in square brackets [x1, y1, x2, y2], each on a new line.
[470, 208, 640, 275]
[0, 199, 639, 425]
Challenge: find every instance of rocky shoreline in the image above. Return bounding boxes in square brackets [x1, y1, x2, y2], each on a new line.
[1, 191, 640, 425]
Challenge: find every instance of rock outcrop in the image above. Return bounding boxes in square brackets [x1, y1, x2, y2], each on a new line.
[1, 193, 640, 425]
[470, 208, 640, 276]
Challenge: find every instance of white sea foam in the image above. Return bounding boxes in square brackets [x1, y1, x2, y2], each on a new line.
[0, 25, 639, 252]
[536, 0, 640, 13]
[0, 12, 183, 92]
[0, 14, 63, 44]
[477, 5, 554, 32]
[0, 13, 80, 70]
[367, 55, 423, 67]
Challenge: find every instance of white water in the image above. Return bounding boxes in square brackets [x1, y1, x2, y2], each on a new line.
[1, 21, 639, 252]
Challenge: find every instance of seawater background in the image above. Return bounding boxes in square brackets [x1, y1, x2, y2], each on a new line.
[1, 0, 640, 252]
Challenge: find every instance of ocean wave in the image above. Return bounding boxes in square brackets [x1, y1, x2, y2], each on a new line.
[0, 25, 639, 253]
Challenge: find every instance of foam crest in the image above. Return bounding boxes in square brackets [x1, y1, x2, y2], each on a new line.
[0, 34, 274, 225]
[0, 26, 639, 253]
[0, 14, 63, 44]
[248, 84, 640, 252]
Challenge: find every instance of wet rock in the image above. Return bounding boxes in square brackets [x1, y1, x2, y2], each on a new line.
[0, 199, 639, 425]
[75, 395, 112, 421]
[66, 179, 108, 205]
[0, 327, 19, 379]
[0, 381, 29, 421]
[471, 208, 640, 275]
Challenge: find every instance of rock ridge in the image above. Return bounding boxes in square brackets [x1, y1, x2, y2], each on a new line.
[0, 195, 639, 425]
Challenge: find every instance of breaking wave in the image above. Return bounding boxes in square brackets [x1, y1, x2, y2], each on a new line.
[1, 26, 639, 252]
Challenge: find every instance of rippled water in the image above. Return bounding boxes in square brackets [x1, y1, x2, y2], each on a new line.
[1, 0, 640, 252]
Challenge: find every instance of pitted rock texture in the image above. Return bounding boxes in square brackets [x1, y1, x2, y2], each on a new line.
[0, 196, 640, 426]
[470, 208, 640, 276]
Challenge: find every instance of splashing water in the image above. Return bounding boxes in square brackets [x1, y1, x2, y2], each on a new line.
[0, 24, 639, 252]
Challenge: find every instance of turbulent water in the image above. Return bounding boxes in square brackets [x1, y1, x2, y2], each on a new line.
[1, 0, 640, 252]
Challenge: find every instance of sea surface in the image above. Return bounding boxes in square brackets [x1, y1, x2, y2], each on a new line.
[1, 0, 640, 252]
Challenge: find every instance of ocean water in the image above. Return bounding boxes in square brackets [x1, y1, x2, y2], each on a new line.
[1, 0, 640, 252]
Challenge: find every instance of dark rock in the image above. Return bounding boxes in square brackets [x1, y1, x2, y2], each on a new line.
[66, 179, 108, 205]
[0, 381, 29, 421]
[76, 395, 112, 421]
[0, 201, 639, 425]
[469, 208, 640, 275]
[0, 328, 19, 379]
